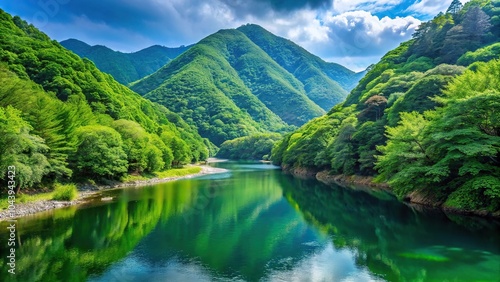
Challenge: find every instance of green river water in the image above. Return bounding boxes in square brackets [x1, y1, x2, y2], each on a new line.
[0, 161, 499, 281]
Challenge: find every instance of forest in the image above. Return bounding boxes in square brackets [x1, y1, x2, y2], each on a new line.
[216, 133, 283, 160]
[60, 39, 191, 85]
[0, 9, 212, 193]
[271, 0, 500, 213]
[130, 25, 363, 146]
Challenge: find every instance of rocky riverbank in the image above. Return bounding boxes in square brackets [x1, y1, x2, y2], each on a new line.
[0, 165, 228, 220]
[285, 166, 500, 219]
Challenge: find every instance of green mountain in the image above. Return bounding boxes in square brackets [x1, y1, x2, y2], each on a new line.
[131, 25, 362, 145]
[237, 24, 365, 107]
[271, 0, 500, 214]
[60, 38, 191, 84]
[0, 9, 210, 190]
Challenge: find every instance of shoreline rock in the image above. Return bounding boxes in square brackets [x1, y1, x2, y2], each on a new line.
[287, 166, 499, 219]
[0, 165, 228, 221]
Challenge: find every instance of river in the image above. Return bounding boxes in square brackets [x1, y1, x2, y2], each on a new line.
[0, 161, 499, 281]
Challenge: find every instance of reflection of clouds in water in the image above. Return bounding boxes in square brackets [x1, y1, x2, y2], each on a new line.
[236, 164, 281, 170]
[194, 172, 233, 180]
[91, 243, 380, 282]
[90, 254, 235, 282]
[265, 243, 382, 282]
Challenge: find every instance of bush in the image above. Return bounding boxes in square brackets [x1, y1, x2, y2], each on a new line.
[52, 184, 78, 201]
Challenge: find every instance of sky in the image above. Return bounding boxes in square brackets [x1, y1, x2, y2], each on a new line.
[1, 0, 470, 71]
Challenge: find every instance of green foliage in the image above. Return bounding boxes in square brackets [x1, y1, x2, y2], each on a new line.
[458, 42, 500, 65]
[376, 60, 500, 212]
[0, 106, 50, 190]
[237, 24, 359, 108]
[375, 112, 432, 197]
[272, 105, 357, 168]
[0, 9, 209, 188]
[161, 133, 191, 167]
[111, 119, 150, 172]
[72, 125, 128, 179]
[217, 133, 282, 160]
[61, 39, 191, 84]
[271, 1, 500, 212]
[154, 166, 202, 178]
[52, 183, 78, 201]
[131, 25, 361, 145]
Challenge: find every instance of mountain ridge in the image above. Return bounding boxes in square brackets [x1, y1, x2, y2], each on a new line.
[60, 38, 192, 84]
[129, 24, 363, 145]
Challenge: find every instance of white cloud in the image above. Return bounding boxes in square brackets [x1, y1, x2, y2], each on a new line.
[3, 0, 426, 71]
[261, 10, 419, 70]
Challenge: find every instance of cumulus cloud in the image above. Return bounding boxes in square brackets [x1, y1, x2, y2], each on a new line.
[1, 0, 427, 70]
[270, 10, 420, 70]
[323, 11, 420, 56]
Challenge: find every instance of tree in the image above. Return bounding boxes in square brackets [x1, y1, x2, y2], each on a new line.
[161, 133, 190, 167]
[0, 106, 50, 191]
[148, 134, 173, 170]
[72, 125, 128, 178]
[441, 7, 492, 63]
[446, 0, 463, 15]
[26, 96, 73, 179]
[360, 95, 388, 121]
[375, 112, 432, 197]
[328, 117, 358, 175]
[111, 120, 149, 173]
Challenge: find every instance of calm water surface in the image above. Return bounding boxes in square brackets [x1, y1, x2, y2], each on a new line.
[1, 162, 499, 281]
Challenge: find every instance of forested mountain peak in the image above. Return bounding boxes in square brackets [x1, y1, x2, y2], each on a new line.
[130, 24, 362, 145]
[271, 0, 500, 214]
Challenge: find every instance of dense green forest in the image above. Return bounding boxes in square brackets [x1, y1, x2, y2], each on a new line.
[60, 39, 191, 85]
[237, 24, 366, 107]
[216, 133, 282, 160]
[131, 25, 363, 145]
[272, 0, 500, 213]
[0, 9, 211, 191]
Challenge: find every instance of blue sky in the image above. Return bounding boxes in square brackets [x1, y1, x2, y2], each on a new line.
[1, 0, 469, 71]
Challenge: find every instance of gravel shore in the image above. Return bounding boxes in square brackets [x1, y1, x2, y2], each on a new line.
[0, 165, 228, 220]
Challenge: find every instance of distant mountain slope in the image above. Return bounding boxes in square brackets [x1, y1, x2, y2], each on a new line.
[60, 39, 190, 84]
[131, 25, 361, 145]
[237, 24, 364, 109]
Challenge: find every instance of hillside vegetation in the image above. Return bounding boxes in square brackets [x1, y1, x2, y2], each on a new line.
[60, 39, 190, 85]
[272, 0, 500, 213]
[0, 9, 210, 191]
[131, 25, 363, 145]
[216, 133, 283, 160]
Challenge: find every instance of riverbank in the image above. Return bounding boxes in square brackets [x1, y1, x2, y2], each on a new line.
[0, 165, 228, 220]
[285, 166, 500, 219]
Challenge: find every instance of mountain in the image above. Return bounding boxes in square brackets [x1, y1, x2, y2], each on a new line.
[131, 25, 363, 145]
[271, 0, 500, 214]
[0, 9, 210, 190]
[237, 24, 365, 106]
[60, 38, 191, 84]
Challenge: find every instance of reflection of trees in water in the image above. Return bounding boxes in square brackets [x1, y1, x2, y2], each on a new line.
[0, 185, 177, 282]
[0, 171, 498, 282]
[279, 175, 500, 281]
[140, 172, 310, 281]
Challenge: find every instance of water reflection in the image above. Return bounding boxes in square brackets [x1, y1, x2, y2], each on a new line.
[0, 162, 498, 281]
[280, 176, 500, 281]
